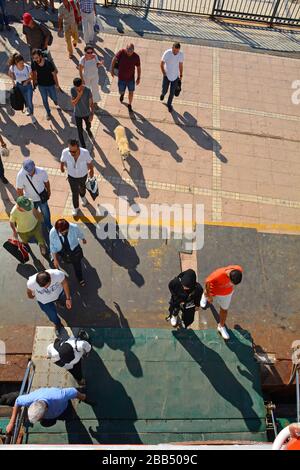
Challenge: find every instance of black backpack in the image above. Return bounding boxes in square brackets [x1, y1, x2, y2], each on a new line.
[10, 86, 25, 111]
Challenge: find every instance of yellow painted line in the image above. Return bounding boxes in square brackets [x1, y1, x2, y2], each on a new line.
[1, 213, 300, 233]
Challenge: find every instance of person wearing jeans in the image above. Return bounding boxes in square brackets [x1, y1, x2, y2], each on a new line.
[32, 49, 60, 120]
[0, 0, 10, 31]
[78, 0, 96, 44]
[71, 77, 94, 148]
[27, 269, 72, 336]
[60, 139, 94, 216]
[16, 159, 52, 232]
[8, 53, 36, 123]
[160, 42, 184, 112]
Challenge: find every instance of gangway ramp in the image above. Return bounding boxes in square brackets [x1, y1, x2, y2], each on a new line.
[26, 327, 266, 444]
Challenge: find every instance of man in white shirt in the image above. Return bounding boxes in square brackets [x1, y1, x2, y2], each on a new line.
[16, 159, 52, 231]
[60, 139, 94, 216]
[47, 333, 92, 385]
[160, 42, 184, 112]
[27, 269, 72, 336]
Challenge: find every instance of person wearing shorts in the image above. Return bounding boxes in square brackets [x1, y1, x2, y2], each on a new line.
[200, 265, 243, 340]
[111, 43, 141, 113]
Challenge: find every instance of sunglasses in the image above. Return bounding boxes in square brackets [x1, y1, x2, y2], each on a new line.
[86, 51, 94, 54]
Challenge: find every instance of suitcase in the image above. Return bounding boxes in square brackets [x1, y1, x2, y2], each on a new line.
[3, 239, 30, 264]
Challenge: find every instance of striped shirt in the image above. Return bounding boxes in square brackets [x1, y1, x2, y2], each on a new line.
[78, 0, 95, 13]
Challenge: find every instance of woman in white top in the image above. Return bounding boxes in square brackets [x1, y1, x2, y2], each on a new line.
[79, 44, 104, 108]
[8, 53, 36, 123]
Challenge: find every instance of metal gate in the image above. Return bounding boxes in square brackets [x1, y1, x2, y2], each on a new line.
[212, 0, 300, 26]
[104, 0, 300, 26]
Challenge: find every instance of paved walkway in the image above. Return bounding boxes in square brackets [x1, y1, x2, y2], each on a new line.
[1, 20, 300, 232]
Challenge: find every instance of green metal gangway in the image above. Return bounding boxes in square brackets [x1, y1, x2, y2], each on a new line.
[26, 327, 266, 444]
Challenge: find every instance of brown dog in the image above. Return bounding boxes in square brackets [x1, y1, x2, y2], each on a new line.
[114, 125, 130, 160]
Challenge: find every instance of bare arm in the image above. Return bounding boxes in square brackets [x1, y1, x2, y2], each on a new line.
[33, 207, 43, 222]
[8, 70, 16, 86]
[45, 180, 51, 197]
[160, 60, 166, 76]
[62, 278, 72, 309]
[77, 391, 86, 401]
[179, 62, 183, 79]
[16, 188, 24, 197]
[79, 64, 84, 82]
[52, 71, 59, 88]
[10, 222, 18, 238]
[110, 56, 117, 76]
[87, 162, 94, 178]
[58, 16, 63, 32]
[6, 405, 20, 435]
[27, 288, 35, 299]
[71, 88, 84, 107]
[0, 135, 5, 147]
[136, 65, 141, 85]
[32, 70, 38, 87]
[60, 161, 65, 173]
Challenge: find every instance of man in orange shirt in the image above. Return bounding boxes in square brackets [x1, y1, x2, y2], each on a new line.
[200, 265, 243, 340]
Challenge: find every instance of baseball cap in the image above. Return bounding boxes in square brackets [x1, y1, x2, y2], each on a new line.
[16, 196, 33, 211]
[23, 159, 35, 173]
[23, 13, 33, 25]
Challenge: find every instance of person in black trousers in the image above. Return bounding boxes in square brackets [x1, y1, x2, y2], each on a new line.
[71, 77, 94, 149]
[167, 269, 202, 328]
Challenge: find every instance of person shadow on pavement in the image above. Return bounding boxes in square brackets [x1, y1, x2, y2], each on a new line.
[86, 302, 143, 379]
[0, 181, 18, 216]
[91, 137, 141, 211]
[131, 110, 183, 163]
[172, 111, 228, 163]
[83, 349, 143, 444]
[172, 329, 262, 432]
[77, 207, 145, 288]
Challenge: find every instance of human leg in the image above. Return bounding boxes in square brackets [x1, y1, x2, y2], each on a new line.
[75, 115, 86, 148]
[68, 175, 81, 209]
[38, 85, 51, 115]
[34, 201, 52, 231]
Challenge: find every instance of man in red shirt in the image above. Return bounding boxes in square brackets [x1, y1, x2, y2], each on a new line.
[200, 265, 243, 340]
[111, 43, 141, 113]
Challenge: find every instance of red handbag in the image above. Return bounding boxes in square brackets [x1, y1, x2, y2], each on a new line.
[3, 239, 30, 264]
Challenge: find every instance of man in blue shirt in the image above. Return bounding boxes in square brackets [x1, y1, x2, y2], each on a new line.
[6, 387, 86, 434]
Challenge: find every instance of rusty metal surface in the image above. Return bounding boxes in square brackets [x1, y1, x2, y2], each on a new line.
[0, 326, 35, 354]
[0, 355, 31, 382]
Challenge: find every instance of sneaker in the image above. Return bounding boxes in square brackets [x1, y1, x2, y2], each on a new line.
[170, 315, 178, 327]
[1, 176, 9, 184]
[25, 109, 30, 116]
[217, 324, 230, 341]
[72, 207, 79, 216]
[128, 104, 133, 113]
[81, 196, 88, 207]
[160, 94, 164, 101]
[46, 114, 51, 120]
[39, 244, 47, 256]
[31, 115, 37, 124]
[168, 105, 173, 113]
[120, 93, 124, 103]
[200, 294, 208, 309]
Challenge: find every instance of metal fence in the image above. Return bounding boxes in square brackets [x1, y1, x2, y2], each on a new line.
[104, 0, 300, 26]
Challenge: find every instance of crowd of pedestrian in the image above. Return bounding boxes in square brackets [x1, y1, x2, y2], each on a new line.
[1, 2, 247, 438]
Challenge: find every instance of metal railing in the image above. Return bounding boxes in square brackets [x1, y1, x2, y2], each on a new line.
[103, 0, 300, 27]
[10, 360, 36, 445]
